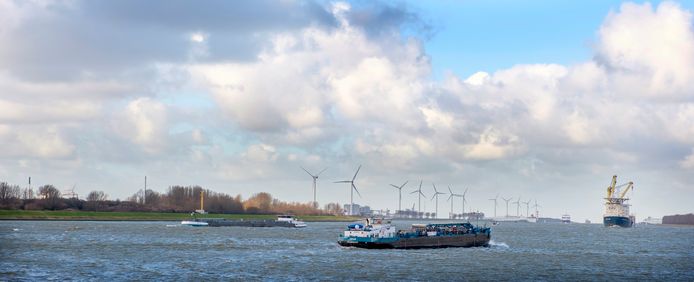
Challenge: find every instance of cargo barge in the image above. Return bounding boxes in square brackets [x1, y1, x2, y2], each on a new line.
[181, 215, 306, 228]
[337, 219, 490, 249]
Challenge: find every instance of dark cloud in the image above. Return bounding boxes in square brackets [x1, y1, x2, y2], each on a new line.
[0, 0, 337, 81]
[348, 1, 435, 39]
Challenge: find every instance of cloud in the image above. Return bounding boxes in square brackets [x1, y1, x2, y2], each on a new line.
[596, 1, 694, 97]
[113, 97, 169, 153]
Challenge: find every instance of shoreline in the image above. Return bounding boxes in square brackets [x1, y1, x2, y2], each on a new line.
[0, 210, 360, 222]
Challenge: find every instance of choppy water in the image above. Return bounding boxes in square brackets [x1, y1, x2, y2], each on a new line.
[1, 220, 693, 281]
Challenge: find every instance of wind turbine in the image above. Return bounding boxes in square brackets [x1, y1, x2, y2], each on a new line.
[389, 181, 408, 215]
[488, 193, 499, 218]
[447, 186, 462, 219]
[533, 199, 542, 218]
[523, 200, 531, 218]
[502, 197, 512, 217]
[301, 167, 327, 207]
[410, 180, 425, 218]
[334, 165, 362, 215]
[513, 197, 521, 216]
[431, 183, 445, 219]
[461, 188, 469, 218]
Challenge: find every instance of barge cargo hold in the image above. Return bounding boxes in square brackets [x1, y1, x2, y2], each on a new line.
[181, 215, 306, 228]
[337, 219, 490, 249]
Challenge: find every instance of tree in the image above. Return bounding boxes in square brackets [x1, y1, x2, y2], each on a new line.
[244, 192, 273, 213]
[86, 190, 108, 211]
[323, 202, 343, 215]
[38, 185, 62, 210]
[0, 182, 21, 208]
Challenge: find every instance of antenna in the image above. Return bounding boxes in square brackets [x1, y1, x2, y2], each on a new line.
[144, 176, 147, 205]
[389, 181, 408, 216]
[334, 165, 362, 215]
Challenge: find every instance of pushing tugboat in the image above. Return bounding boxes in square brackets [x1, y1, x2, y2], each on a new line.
[337, 218, 491, 249]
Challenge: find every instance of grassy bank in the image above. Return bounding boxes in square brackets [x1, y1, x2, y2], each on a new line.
[0, 210, 359, 222]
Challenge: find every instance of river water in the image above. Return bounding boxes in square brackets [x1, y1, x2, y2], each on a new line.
[1, 220, 693, 281]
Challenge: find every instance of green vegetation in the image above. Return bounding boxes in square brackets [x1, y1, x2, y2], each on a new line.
[0, 210, 359, 222]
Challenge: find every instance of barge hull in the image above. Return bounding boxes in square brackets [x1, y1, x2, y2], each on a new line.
[603, 216, 633, 228]
[338, 233, 490, 249]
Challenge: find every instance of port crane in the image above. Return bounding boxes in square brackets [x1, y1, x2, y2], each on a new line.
[617, 182, 634, 199]
[606, 175, 617, 198]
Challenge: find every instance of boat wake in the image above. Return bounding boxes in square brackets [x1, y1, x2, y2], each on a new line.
[488, 240, 509, 249]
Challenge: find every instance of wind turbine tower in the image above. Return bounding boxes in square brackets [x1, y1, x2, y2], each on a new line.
[334, 165, 362, 215]
[447, 186, 462, 219]
[461, 188, 469, 218]
[502, 197, 512, 217]
[523, 200, 531, 218]
[302, 167, 327, 207]
[410, 180, 426, 218]
[533, 199, 541, 218]
[431, 183, 445, 219]
[390, 181, 408, 216]
[488, 193, 499, 218]
[514, 197, 521, 216]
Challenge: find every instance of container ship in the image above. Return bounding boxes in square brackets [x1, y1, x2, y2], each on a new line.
[337, 218, 490, 249]
[603, 175, 635, 228]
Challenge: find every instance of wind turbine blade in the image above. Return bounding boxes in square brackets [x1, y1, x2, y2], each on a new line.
[400, 181, 409, 189]
[432, 183, 437, 193]
[419, 180, 422, 190]
[410, 190, 419, 194]
[463, 187, 468, 196]
[301, 167, 314, 177]
[351, 165, 361, 182]
[352, 184, 362, 198]
[448, 185, 453, 194]
[317, 167, 328, 176]
[447, 194, 453, 201]
[390, 184, 401, 189]
[334, 180, 352, 183]
[419, 191, 426, 197]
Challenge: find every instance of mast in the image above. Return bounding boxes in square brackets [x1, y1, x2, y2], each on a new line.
[143, 176, 147, 205]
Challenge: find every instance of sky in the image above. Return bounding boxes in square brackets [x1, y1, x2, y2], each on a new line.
[1, 0, 693, 222]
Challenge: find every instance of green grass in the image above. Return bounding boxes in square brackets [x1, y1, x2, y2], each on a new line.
[0, 210, 359, 222]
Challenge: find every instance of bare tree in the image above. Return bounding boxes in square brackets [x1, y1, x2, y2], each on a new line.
[86, 190, 108, 211]
[38, 185, 62, 210]
[0, 182, 21, 208]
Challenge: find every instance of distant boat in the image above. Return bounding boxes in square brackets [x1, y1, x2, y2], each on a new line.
[180, 219, 209, 227]
[562, 214, 571, 223]
[276, 215, 307, 228]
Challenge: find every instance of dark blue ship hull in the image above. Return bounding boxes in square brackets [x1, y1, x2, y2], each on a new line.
[603, 216, 633, 228]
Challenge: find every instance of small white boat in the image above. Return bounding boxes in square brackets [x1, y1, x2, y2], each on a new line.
[180, 220, 209, 227]
[276, 215, 307, 228]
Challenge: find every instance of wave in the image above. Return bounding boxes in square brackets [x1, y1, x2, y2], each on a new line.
[488, 240, 509, 248]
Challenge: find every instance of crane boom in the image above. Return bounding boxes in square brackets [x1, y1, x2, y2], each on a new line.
[606, 175, 617, 198]
[618, 182, 634, 199]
